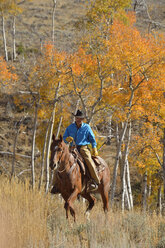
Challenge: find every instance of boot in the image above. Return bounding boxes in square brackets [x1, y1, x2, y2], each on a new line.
[87, 179, 99, 192]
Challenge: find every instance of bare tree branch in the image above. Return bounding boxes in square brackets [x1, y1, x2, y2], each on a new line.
[149, 145, 162, 167]
[16, 169, 31, 177]
[0, 151, 31, 158]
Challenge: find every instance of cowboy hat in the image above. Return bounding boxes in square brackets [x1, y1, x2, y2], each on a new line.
[72, 109, 84, 118]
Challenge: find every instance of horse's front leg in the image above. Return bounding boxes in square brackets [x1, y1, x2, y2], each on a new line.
[66, 187, 80, 222]
[64, 201, 70, 219]
[81, 192, 96, 213]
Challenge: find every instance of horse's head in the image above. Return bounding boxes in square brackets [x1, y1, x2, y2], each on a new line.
[49, 134, 66, 170]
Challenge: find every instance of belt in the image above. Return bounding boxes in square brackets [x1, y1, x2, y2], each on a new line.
[70, 145, 88, 149]
[76, 145, 88, 152]
[77, 145, 88, 148]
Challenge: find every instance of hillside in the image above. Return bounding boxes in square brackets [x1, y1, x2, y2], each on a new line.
[0, 0, 164, 196]
[0, 0, 164, 55]
[0, 0, 88, 54]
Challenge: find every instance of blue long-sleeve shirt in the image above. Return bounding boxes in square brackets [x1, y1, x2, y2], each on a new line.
[63, 122, 97, 148]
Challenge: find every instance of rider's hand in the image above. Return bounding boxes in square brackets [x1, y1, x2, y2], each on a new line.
[92, 147, 98, 156]
[66, 136, 74, 143]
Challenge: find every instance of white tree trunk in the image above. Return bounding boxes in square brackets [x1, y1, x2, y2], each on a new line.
[125, 122, 133, 209]
[126, 160, 133, 209]
[2, 15, 8, 61]
[142, 172, 148, 211]
[49, 116, 63, 187]
[111, 121, 129, 205]
[11, 126, 19, 177]
[121, 161, 126, 212]
[38, 120, 50, 190]
[125, 186, 131, 210]
[108, 115, 112, 139]
[148, 181, 151, 197]
[121, 121, 132, 211]
[56, 116, 63, 139]
[52, 0, 57, 45]
[71, 99, 80, 123]
[12, 16, 17, 60]
[45, 82, 61, 193]
[31, 101, 39, 189]
[111, 86, 134, 206]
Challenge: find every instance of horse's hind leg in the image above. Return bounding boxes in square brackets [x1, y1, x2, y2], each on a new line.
[100, 186, 109, 213]
[81, 193, 96, 212]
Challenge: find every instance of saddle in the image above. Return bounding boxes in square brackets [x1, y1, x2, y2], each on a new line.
[70, 148, 86, 175]
[70, 148, 106, 176]
[92, 156, 107, 172]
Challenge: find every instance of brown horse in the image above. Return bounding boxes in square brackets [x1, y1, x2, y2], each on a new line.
[49, 134, 110, 221]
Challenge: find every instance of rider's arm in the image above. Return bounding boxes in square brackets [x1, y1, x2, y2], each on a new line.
[87, 125, 97, 148]
[63, 123, 76, 144]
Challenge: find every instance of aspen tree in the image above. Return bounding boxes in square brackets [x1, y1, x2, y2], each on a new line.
[52, 0, 57, 45]
[10, 0, 22, 60]
[29, 44, 71, 189]
[0, 0, 11, 61]
[31, 96, 40, 190]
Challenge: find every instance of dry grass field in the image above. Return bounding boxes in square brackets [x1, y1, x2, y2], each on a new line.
[1, 177, 165, 248]
[0, 0, 164, 55]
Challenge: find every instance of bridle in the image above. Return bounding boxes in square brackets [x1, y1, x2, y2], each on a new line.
[53, 145, 64, 167]
[53, 145, 78, 175]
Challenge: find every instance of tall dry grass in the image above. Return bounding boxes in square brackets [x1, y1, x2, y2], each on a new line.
[0, 177, 49, 248]
[0, 176, 165, 248]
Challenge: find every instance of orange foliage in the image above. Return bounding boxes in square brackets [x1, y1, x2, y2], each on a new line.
[101, 13, 165, 123]
[28, 11, 164, 193]
[29, 43, 72, 145]
[30, 43, 70, 105]
[0, 57, 17, 92]
[68, 47, 107, 109]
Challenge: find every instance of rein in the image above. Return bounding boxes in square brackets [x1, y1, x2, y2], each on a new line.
[56, 153, 78, 175]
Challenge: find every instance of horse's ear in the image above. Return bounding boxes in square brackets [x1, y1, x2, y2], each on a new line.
[52, 134, 55, 141]
[59, 134, 63, 141]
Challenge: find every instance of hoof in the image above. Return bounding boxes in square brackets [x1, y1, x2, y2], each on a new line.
[85, 211, 90, 221]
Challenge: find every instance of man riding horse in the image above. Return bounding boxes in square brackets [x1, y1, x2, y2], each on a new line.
[63, 109, 100, 191]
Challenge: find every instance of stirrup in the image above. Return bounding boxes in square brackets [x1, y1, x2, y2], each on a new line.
[87, 180, 98, 192]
